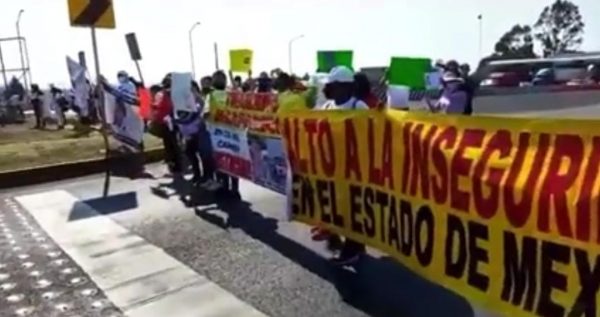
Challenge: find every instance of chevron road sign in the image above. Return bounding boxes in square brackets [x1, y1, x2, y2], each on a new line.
[68, 0, 116, 29]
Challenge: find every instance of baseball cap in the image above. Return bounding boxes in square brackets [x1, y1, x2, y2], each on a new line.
[326, 66, 354, 83]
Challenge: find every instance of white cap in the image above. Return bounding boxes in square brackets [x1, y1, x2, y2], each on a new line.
[326, 66, 354, 83]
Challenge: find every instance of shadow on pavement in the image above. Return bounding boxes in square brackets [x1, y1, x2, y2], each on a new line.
[69, 191, 139, 221]
[195, 198, 475, 317]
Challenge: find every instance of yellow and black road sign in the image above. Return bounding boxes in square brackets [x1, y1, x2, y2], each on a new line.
[68, 0, 116, 29]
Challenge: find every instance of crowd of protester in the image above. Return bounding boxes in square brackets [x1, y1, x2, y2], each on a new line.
[9, 60, 477, 265]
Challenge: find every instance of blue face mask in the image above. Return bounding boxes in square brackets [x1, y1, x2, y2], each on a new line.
[118, 76, 128, 84]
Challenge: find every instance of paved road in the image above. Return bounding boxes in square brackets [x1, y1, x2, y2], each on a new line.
[2, 100, 600, 317]
[0, 166, 475, 317]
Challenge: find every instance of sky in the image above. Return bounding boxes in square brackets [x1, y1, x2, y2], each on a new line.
[0, 0, 599, 87]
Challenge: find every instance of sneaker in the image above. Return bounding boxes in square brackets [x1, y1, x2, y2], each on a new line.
[201, 180, 222, 191]
[311, 228, 331, 241]
[330, 252, 361, 266]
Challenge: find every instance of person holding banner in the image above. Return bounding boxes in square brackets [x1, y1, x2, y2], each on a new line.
[424, 71, 468, 114]
[314, 66, 368, 265]
[207, 70, 240, 199]
[274, 72, 309, 113]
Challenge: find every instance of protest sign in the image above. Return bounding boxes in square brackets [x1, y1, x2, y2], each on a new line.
[229, 49, 253, 72]
[171, 72, 194, 114]
[207, 123, 251, 179]
[103, 89, 144, 151]
[279, 109, 600, 317]
[388, 57, 431, 90]
[66, 56, 90, 116]
[317, 51, 353, 73]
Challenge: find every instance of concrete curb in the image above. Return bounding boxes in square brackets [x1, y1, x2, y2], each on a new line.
[0, 148, 164, 190]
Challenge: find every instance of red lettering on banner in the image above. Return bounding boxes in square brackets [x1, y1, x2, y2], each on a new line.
[369, 119, 394, 188]
[450, 129, 486, 213]
[368, 119, 381, 186]
[344, 119, 362, 181]
[282, 118, 308, 173]
[381, 120, 394, 190]
[431, 127, 457, 205]
[401, 122, 413, 194]
[504, 133, 550, 228]
[318, 120, 336, 177]
[472, 130, 512, 219]
[214, 152, 251, 179]
[410, 124, 437, 199]
[577, 137, 600, 242]
[304, 119, 318, 174]
[537, 134, 584, 239]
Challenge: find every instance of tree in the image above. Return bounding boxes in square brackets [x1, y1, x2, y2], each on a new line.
[493, 24, 536, 59]
[534, 0, 585, 57]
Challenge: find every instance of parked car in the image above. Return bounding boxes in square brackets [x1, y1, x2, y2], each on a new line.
[480, 72, 521, 87]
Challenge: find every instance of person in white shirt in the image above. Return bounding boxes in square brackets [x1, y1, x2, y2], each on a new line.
[319, 66, 369, 111]
[312, 66, 368, 266]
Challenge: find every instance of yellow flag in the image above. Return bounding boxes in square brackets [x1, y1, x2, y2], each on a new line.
[229, 49, 253, 72]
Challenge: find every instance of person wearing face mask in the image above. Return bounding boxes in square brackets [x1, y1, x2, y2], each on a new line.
[312, 66, 368, 266]
[116, 71, 138, 103]
[425, 71, 468, 114]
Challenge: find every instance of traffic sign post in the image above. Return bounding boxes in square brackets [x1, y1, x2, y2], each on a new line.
[67, 0, 116, 197]
[125, 33, 144, 84]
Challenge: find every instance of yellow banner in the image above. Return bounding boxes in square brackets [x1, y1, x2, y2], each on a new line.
[280, 109, 600, 317]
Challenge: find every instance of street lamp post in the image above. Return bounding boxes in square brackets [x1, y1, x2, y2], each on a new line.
[288, 34, 304, 74]
[189, 22, 201, 79]
[16, 9, 28, 91]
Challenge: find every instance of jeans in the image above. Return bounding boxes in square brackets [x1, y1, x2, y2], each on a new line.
[156, 123, 181, 172]
[184, 133, 202, 181]
[197, 125, 216, 181]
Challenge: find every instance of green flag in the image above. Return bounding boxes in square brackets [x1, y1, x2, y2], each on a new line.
[387, 57, 432, 89]
[317, 51, 353, 73]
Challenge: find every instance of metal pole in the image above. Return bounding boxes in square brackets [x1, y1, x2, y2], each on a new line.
[16, 10, 28, 92]
[23, 38, 31, 85]
[0, 44, 7, 88]
[478, 14, 483, 60]
[288, 34, 304, 74]
[188, 22, 201, 79]
[91, 26, 111, 197]
[213, 42, 219, 70]
[134, 61, 144, 86]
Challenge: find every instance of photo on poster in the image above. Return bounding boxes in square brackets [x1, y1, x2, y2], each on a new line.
[247, 134, 287, 194]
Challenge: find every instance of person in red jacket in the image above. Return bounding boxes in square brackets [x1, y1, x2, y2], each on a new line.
[151, 74, 182, 174]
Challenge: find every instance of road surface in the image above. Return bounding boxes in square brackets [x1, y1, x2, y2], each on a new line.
[1, 101, 599, 317]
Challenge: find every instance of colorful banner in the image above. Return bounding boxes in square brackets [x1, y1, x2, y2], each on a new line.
[207, 123, 251, 179]
[279, 109, 600, 317]
[210, 91, 279, 136]
[229, 49, 253, 72]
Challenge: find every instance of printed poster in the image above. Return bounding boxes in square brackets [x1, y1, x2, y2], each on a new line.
[207, 123, 251, 179]
[247, 134, 288, 194]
